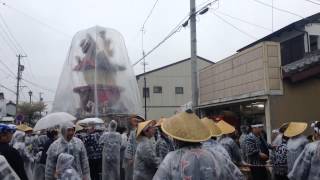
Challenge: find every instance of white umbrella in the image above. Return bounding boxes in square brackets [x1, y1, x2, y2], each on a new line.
[34, 112, 76, 131]
[77, 117, 104, 126]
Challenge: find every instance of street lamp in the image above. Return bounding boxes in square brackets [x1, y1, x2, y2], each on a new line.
[28, 90, 32, 103]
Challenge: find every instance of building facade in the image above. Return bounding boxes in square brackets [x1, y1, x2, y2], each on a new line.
[199, 13, 320, 142]
[136, 57, 213, 120]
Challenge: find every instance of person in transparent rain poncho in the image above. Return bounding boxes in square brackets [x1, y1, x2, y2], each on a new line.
[284, 122, 309, 173]
[216, 120, 243, 165]
[34, 130, 57, 180]
[288, 121, 320, 180]
[153, 111, 244, 180]
[124, 115, 141, 180]
[11, 131, 34, 180]
[0, 154, 21, 180]
[45, 121, 90, 180]
[99, 120, 122, 180]
[56, 153, 81, 180]
[155, 120, 175, 163]
[133, 120, 159, 180]
[201, 118, 231, 161]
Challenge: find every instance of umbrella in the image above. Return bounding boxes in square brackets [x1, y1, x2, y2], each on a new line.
[77, 117, 104, 126]
[34, 112, 76, 131]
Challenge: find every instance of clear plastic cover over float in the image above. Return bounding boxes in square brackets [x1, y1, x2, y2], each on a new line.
[52, 26, 142, 118]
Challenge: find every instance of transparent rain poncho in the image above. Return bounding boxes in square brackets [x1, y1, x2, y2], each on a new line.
[287, 135, 309, 172]
[52, 26, 142, 118]
[0, 155, 21, 180]
[56, 153, 81, 180]
[153, 145, 245, 180]
[133, 136, 160, 180]
[99, 120, 122, 180]
[288, 141, 320, 180]
[202, 139, 231, 161]
[11, 131, 34, 180]
[218, 136, 242, 165]
[45, 122, 90, 180]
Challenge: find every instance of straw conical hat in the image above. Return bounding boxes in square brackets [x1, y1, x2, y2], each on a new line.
[284, 122, 307, 137]
[136, 120, 156, 138]
[16, 124, 33, 132]
[216, 120, 235, 135]
[161, 111, 211, 142]
[201, 118, 222, 137]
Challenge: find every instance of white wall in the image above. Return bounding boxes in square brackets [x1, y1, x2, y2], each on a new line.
[305, 23, 320, 50]
[137, 58, 212, 119]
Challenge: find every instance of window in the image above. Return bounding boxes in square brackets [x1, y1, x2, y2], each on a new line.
[280, 34, 305, 65]
[143, 87, 150, 98]
[153, 86, 162, 93]
[175, 87, 184, 94]
[310, 35, 319, 52]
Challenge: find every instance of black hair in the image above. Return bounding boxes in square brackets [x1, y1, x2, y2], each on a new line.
[315, 121, 320, 128]
[47, 130, 58, 139]
[174, 139, 201, 148]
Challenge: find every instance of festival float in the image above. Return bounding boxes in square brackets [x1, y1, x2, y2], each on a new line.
[52, 26, 142, 125]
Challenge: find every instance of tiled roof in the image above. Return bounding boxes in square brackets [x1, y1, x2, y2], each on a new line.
[282, 51, 320, 75]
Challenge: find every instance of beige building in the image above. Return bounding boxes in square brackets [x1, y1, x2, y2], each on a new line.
[136, 57, 213, 120]
[199, 13, 320, 141]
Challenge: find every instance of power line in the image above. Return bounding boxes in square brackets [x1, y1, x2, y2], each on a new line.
[133, 16, 188, 66]
[133, 0, 217, 66]
[0, 25, 18, 54]
[0, 12, 26, 55]
[216, 11, 272, 31]
[21, 78, 55, 94]
[305, 0, 320, 5]
[212, 12, 257, 40]
[0, 58, 16, 77]
[0, 2, 71, 37]
[0, 84, 16, 94]
[142, 0, 160, 30]
[252, 0, 304, 19]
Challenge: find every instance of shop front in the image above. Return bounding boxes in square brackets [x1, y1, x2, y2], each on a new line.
[198, 41, 282, 142]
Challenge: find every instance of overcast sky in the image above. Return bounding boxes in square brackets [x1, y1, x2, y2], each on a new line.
[0, 0, 319, 109]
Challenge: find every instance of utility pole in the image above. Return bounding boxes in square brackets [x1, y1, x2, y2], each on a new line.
[141, 26, 148, 120]
[39, 92, 43, 118]
[15, 54, 26, 116]
[190, 0, 198, 112]
[142, 52, 147, 120]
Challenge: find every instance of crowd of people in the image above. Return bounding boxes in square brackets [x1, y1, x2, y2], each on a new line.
[0, 110, 319, 180]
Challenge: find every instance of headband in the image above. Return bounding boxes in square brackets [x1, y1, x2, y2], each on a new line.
[251, 124, 264, 128]
[311, 121, 320, 134]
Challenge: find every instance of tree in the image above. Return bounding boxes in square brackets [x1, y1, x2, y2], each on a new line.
[17, 102, 46, 126]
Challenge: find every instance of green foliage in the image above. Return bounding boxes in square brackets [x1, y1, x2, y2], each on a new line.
[17, 102, 46, 125]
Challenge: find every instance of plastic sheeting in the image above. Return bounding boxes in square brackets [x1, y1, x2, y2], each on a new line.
[99, 120, 122, 180]
[0, 155, 21, 180]
[287, 135, 309, 173]
[56, 153, 81, 180]
[153, 146, 245, 180]
[52, 26, 142, 118]
[288, 141, 320, 180]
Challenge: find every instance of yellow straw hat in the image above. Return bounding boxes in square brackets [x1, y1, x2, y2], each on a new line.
[161, 111, 211, 142]
[284, 122, 307, 137]
[155, 118, 164, 127]
[216, 120, 235, 135]
[16, 124, 33, 132]
[201, 118, 222, 137]
[136, 120, 156, 138]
